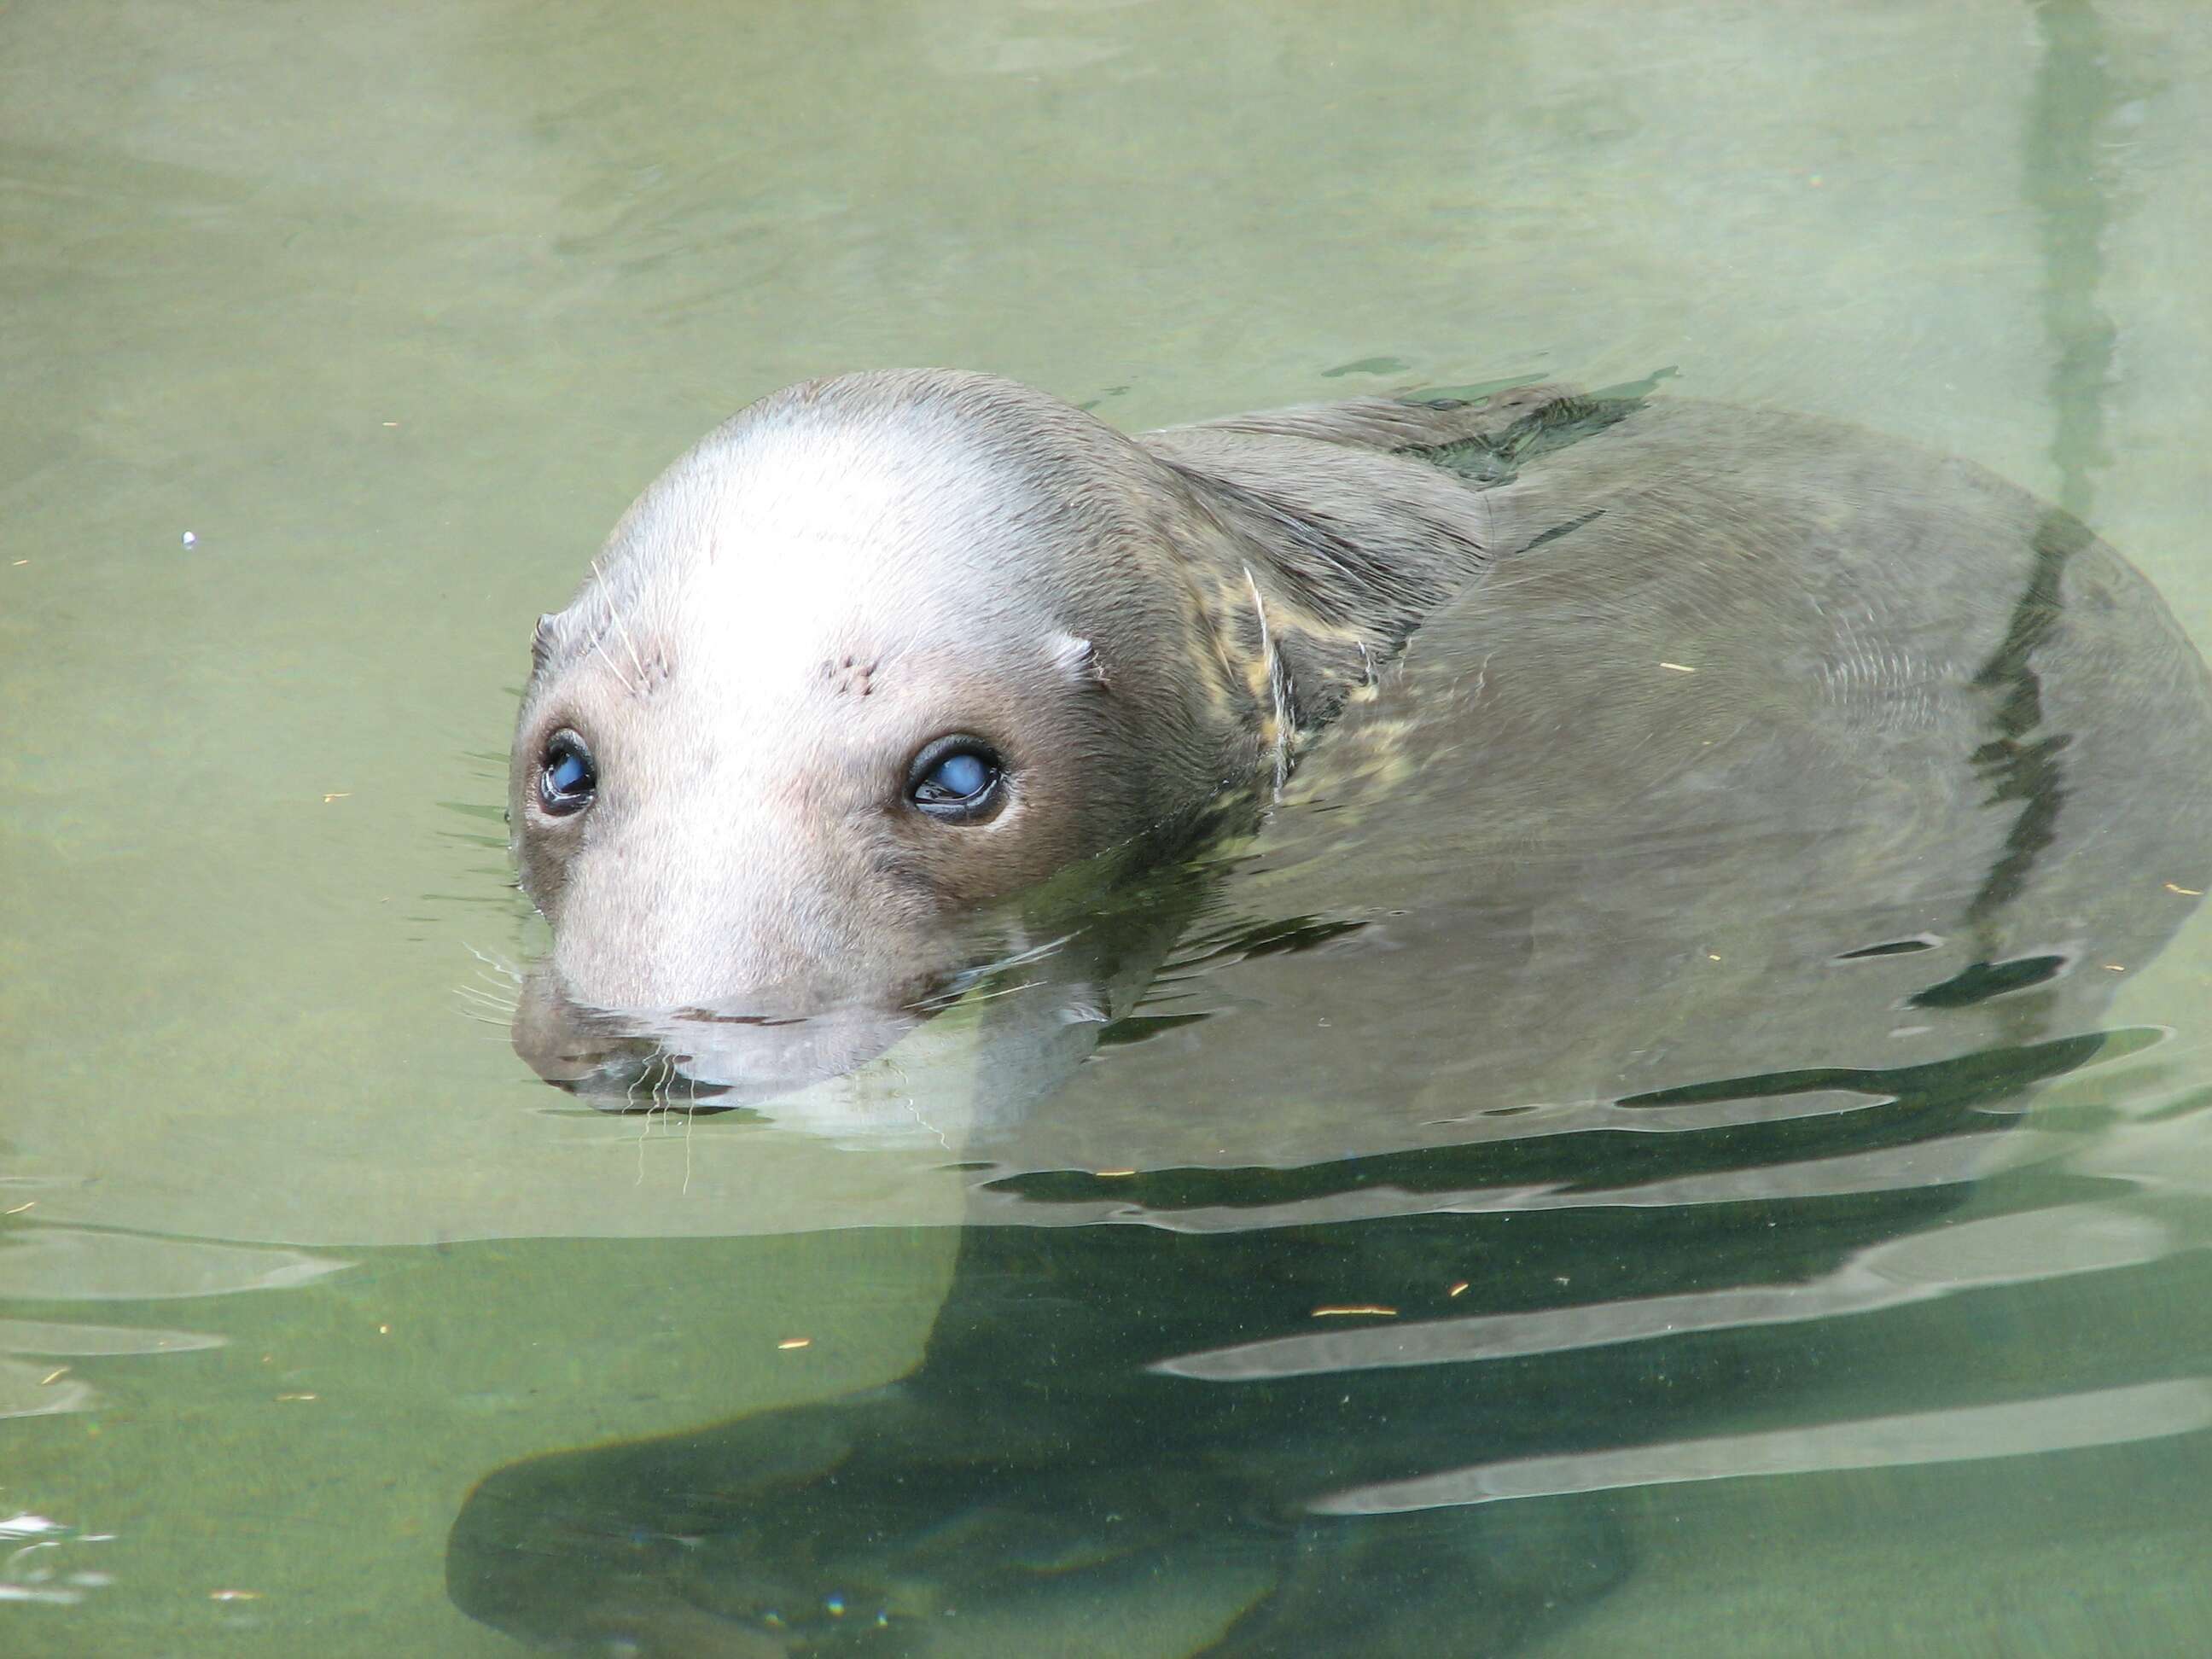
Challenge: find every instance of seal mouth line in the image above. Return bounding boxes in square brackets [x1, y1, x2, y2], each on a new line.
[1243, 561, 1292, 804]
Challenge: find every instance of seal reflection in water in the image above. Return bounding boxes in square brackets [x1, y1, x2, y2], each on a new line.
[461, 372, 2212, 1654]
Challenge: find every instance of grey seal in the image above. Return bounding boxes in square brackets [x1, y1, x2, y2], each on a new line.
[511, 375, 1510, 1011]
[473, 370, 2212, 1656]
[508, 370, 2210, 1119]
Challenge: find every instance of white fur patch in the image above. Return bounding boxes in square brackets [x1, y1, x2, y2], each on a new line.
[1045, 631, 1107, 687]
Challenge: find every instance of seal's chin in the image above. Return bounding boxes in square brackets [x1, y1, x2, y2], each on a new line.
[510, 969, 928, 1114]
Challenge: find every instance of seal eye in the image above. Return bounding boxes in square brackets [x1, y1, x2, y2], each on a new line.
[538, 730, 597, 817]
[907, 737, 1004, 824]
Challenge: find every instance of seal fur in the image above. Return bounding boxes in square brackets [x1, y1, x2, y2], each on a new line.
[509, 372, 1570, 1033]
[508, 370, 2210, 1112]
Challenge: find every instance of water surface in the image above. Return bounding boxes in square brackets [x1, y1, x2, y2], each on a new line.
[4, 1, 2210, 1653]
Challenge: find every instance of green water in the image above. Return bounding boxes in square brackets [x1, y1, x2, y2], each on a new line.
[4, 1, 2210, 1653]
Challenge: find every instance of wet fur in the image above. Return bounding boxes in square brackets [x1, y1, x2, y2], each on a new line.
[508, 370, 2210, 1117]
[510, 375, 1617, 1028]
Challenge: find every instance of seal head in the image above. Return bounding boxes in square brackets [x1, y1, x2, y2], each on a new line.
[509, 370, 1513, 1102]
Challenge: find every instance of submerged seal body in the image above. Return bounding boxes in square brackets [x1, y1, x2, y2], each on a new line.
[478, 372, 2212, 1654]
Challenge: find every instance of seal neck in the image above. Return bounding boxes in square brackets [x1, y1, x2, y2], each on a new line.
[1223, 556, 1388, 795]
[1164, 463, 1487, 793]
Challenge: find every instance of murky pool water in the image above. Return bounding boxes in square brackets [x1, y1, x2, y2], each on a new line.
[5, 2, 2210, 1654]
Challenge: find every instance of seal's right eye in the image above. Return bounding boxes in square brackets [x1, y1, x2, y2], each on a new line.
[538, 730, 597, 817]
[906, 736, 1004, 824]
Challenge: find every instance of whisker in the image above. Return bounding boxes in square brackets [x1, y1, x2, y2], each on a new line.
[1244, 562, 1291, 803]
[684, 1072, 696, 1195]
[590, 632, 638, 696]
[463, 945, 525, 985]
[591, 556, 653, 690]
[951, 978, 1042, 1007]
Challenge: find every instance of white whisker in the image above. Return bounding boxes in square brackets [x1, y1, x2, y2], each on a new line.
[463, 945, 525, 985]
[683, 1072, 696, 1196]
[591, 556, 653, 691]
[1243, 562, 1291, 803]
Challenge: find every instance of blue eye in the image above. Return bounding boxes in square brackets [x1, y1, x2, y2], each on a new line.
[907, 738, 1004, 823]
[929, 751, 988, 799]
[538, 731, 597, 816]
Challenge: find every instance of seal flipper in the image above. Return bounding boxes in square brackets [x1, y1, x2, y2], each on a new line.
[1202, 1508, 1633, 1658]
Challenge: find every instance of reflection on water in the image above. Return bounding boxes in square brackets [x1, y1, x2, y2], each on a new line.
[0, 1511, 119, 1609]
[3, 0, 2211, 1653]
[1319, 1379, 2212, 1515]
[0, 1231, 341, 1418]
[1160, 1203, 2180, 1381]
[0, 1231, 346, 1302]
[445, 1021, 2202, 1652]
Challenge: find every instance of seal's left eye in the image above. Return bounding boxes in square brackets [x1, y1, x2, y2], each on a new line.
[907, 737, 1004, 824]
[538, 730, 597, 817]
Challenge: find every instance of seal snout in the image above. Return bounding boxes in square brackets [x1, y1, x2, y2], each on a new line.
[511, 961, 927, 1114]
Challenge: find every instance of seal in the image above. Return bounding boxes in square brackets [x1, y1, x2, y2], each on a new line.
[478, 371, 2212, 1656]
[509, 370, 2212, 1115]
[509, 371, 1561, 1099]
